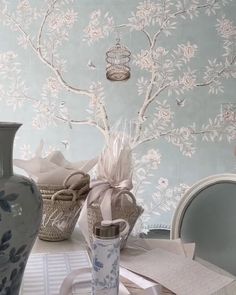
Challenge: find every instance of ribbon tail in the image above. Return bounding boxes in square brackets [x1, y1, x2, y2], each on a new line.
[100, 188, 113, 220]
[78, 183, 111, 246]
[59, 267, 92, 295]
[77, 197, 90, 246]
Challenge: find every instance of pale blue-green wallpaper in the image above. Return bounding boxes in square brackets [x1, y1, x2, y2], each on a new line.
[0, 0, 235, 232]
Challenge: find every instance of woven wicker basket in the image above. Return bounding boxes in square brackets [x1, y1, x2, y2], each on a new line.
[87, 190, 143, 249]
[38, 171, 90, 242]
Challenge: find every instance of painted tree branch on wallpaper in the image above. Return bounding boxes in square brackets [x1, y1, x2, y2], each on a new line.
[0, 0, 235, 232]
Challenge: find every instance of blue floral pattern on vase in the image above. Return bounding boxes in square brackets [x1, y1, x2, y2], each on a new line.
[0, 191, 18, 212]
[92, 239, 120, 294]
[0, 228, 28, 295]
[0, 123, 43, 295]
[0, 178, 42, 295]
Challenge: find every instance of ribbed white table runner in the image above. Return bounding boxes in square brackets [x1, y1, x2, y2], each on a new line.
[20, 251, 91, 295]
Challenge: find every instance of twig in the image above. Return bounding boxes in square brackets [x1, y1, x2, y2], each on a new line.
[150, 0, 218, 49]
[2, 4, 111, 139]
[196, 54, 236, 87]
[133, 0, 227, 147]
[3, 10, 93, 98]
[3, 12, 37, 52]
[55, 115, 107, 137]
[37, 0, 58, 52]
[133, 166, 151, 195]
[140, 83, 169, 121]
[37, 2, 110, 136]
[134, 81, 169, 144]
[141, 29, 152, 47]
[133, 125, 230, 148]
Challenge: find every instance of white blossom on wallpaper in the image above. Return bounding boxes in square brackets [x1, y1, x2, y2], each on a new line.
[83, 9, 114, 45]
[0, 0, 235, 231]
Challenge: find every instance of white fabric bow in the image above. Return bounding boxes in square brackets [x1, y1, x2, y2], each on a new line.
[78, 178, 133, 246]
[78, 132, 134, 246]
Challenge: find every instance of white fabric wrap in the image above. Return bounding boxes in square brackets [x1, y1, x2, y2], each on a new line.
[14, 140, 97, 186]
[78, 132, 134, 246]
[59, 267, 131, 295]
[78, 178, 133, 246]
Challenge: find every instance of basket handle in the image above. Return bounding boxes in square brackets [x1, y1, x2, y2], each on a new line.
[63, 170, 86, 190]
[115, 190, 136, 205]
[51, 189, 77, 202]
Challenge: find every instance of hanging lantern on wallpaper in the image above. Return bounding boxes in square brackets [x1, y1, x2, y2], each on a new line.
[105, 38, 131, 81]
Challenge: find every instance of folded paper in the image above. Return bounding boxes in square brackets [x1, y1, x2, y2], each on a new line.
[121, 239, 234, 295]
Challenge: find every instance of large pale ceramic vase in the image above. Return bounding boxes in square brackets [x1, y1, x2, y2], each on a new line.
[0, 122, 42, 294]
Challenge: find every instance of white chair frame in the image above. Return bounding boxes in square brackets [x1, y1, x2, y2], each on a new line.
[171, 173, 236, 240]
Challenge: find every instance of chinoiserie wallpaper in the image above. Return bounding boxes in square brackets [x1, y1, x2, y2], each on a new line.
[0, 0, 235, 233]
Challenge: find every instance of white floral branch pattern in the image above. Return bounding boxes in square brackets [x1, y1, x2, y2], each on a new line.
[0, 0, 235, 230]
[0, 0, 111, 140]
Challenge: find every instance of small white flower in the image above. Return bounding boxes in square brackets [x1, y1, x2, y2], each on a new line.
[154, 47, 169, 58]
[133, 50, 153, 70]
[158, 177, 169, 189]
[216, 17, 236, 39]
[83, 10, 114, 45]
[179, 127, 191, 140]
[156, 106, 173, 122]
[48, 15, 64, 31]
[91, 10, 101, 20]
[180, 69, 196, 90]
[17, 0, 31, 13]
[0, 51, 17, 69]
[136, 0, 157, 20]
[46, 77, 61, 96]
[180, 42, 197, 62]
[141, 149, 161, 169]
[63, 9, 78, 27]
[85, 26, 103, 41]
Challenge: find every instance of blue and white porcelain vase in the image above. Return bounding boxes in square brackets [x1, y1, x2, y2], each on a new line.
[0, 122, 43, 294]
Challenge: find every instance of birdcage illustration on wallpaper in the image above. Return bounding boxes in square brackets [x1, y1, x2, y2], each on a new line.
[105, 38, 131, 81]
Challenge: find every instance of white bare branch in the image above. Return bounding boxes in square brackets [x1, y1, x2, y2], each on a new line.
[2, 4, 111, 137]
[55, 115, 107, 137]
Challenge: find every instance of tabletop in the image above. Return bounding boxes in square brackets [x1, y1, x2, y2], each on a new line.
[31, 228, 236, 295]
[32, 229, 173, 294]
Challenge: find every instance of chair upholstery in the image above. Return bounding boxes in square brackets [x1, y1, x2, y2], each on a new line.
[171, 174, 236, 276]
